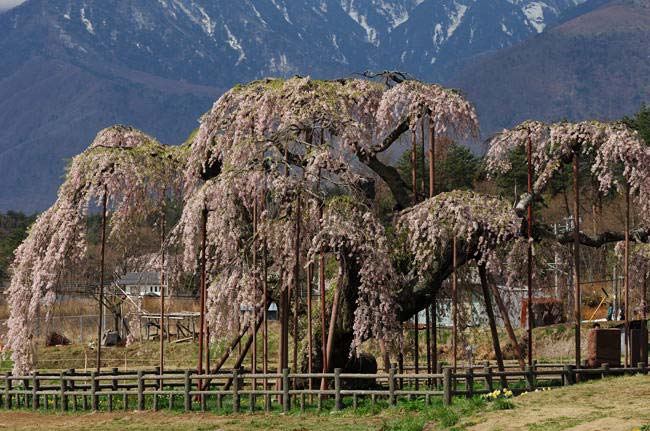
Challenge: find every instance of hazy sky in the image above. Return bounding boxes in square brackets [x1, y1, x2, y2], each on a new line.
[0, 0, 26, 12]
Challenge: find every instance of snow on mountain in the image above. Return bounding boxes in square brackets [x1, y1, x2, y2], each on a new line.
[0, 0, 604, 211]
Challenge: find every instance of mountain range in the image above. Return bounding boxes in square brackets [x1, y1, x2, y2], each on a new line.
[0, 0, 647, 211]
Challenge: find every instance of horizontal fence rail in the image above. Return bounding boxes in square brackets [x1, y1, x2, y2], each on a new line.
[0, 363, 647, 414]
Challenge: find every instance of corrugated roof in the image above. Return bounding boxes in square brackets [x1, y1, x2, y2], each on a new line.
[116, 272, 160, 285]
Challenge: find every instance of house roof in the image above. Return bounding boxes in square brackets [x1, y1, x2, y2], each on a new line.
[116, 272, 160, 286]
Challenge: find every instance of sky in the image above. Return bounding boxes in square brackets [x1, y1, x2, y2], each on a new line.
[0, 0, 26, 12]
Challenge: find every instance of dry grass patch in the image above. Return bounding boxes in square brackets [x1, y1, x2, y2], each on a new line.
[454, 375, 650, 431]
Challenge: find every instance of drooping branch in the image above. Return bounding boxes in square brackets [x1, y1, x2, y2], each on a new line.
[539, 225, 650, 247]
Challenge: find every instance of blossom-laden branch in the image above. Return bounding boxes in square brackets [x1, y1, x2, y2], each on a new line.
[187, 76, 478, 209]
[487, 120, 650, 222]
[6, 125, 185, 374]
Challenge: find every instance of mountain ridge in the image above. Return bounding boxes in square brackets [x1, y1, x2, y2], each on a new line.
[0, 0, 646, 211]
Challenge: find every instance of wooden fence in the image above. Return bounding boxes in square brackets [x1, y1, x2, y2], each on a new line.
[0, 362, 647, 414]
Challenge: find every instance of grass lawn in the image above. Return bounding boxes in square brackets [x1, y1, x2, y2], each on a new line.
[456, 374, 650, 431]
[0, 397, 486, 431]
[1, 375, 650, 430]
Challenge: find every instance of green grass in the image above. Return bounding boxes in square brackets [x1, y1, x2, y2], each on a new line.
[0, 396, 491, 431]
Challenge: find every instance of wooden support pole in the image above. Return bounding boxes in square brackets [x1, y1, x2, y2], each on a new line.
[479, 264, 507, 387]
[322, 266, 342, 390]
[209, 322, 251, 376]
[198, 207, 208, 386]
[452, 236, 458, 371]
[159, 197, 166, 378]
[96, 187, 107, 372]
[428, 119, 437, 379]
[573, 153, 581, 368]
[411, 128, 417, 203]
[252, 196, 258, 386]
[293, 194, 301, 377]
[641, 278, 648, 365]
[487, 272, 526, 370]
[261, 191, 269, 392]
[425, 304, 431, 376]
[414, 311, 419, 386]
[215, 315, 264, 392]
[307, 262, 313, 392]
[279, 147, 290, 376]
[411, 127, 419, 381]
[319, 201, 327, 388]
[527, 133, 534, 367]
[625, 185, 630, 367]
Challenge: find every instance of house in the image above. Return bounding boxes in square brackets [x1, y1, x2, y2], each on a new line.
[116, 272, 167, 297]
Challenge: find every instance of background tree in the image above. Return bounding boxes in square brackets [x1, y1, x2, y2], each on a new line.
[0, 212, 36, 282]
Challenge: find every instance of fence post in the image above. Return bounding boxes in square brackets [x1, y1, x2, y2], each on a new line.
[525, 366, 534, 391]
[60, 371, 67, 412]
[183, 370, 191, 412]
[32, 372, 39, 410]
[282, 368, 290, 413]
[466, 367, 474, 398]
[232, 369, 240, 414]
[137, 371, 144, 411]
[640, 362, 647, 375]
[443, 366, 452, 406]
[90, 371, 98, 411]
[4, 372, 11, 409]
[334, 368, 342, 411]
[602, 363, 610, 378]
[563, 365, 574, 386]
[484, 365, 493, 392]
[388, 366, 396, 406]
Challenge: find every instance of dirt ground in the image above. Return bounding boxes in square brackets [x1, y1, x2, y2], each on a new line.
[454, 375, 650, 431]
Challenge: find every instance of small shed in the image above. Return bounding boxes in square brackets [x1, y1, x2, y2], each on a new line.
[116, 272, 168, 297]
